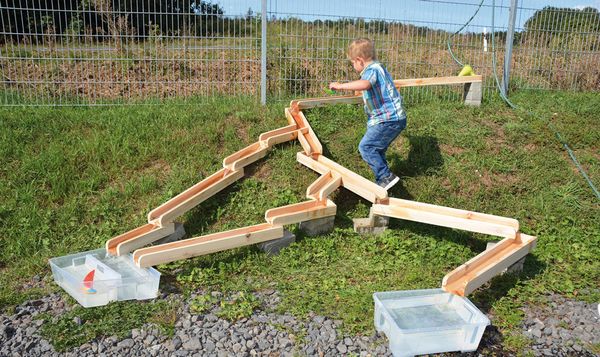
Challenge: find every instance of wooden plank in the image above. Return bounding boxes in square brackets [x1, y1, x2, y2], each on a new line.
[296, 111, 323, 154]
[306, 172, 333, 198]
[114, 223, 176, 256]
[265, 199, 337, 226]
[259, 124, 303, 147]
[147, 168, 244, 225]
[284, 108, 316, 155]
[285, 107, 302, 128]
[394, 75, 482, 88]
[133, 224, 283, 268]
[258, 124, 297, 142]
[285, 106, 297, 125]
[292, 77, 482, 110]
[371, 204, 517, 238]
[295, 95, 363, 109]
[442, 233, 537, 296]
[228, 146, 269, 171]
[296, 152, 386, 203]
[106, 222, 175, 256]
[306, 172, 342, 200]
[296, 130, 314, 155]
[316, 155, 388, 202]
[387, 198, 519, 231]
[286, 109, 320, 154]
[296, 151, 330, 175]
[263, 129, 304, 147]
[223, 142, 269, 171]
[317, 174, 342, 200]
[290, 77, 482, 112]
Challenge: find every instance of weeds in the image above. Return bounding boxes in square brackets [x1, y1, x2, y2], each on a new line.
[38, 299, 175, 352]
[216, 291, 261, 321]
[1, 92, 598, 353]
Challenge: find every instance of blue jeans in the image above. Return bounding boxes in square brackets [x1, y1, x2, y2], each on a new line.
[358, 120, 406, 183]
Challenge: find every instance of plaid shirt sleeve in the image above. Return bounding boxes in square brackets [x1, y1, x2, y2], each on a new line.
[361, 67, 378, 86]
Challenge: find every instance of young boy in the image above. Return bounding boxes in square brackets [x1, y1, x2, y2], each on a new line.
[329, 38, 406, 190]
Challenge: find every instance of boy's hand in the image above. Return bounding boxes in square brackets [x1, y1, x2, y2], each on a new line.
[329, 82, 343, 91]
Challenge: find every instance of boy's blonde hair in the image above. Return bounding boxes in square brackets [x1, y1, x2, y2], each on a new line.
[348, 38, 376, 61]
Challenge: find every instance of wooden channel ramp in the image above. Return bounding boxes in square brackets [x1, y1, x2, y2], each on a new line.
[105, 75, 536, 297]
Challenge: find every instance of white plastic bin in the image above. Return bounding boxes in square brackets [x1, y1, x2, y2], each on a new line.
[49, 248, 160, 307]
[373, 289, 490, 357]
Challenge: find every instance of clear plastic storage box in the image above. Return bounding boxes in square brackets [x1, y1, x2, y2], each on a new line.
[49, 248, 160, 307]
[373, 289, 490, 357]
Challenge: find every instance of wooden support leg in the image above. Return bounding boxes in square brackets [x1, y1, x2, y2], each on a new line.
[464, 81, 482, 106]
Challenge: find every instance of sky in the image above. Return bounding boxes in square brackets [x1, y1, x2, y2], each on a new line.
[216, 0, 600, 31]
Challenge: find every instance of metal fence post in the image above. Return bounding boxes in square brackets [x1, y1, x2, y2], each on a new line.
[502, 0, 519, 96]
[260, 0, 267, 105]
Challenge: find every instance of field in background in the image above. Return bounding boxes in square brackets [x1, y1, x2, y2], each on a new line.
[2, 19, 599, 105]
[0, 90, 598, 351]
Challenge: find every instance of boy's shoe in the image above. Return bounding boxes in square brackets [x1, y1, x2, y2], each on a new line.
[378, 174, 400, 190]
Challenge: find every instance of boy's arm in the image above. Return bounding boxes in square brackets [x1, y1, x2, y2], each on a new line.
[329, 80, 371, 91]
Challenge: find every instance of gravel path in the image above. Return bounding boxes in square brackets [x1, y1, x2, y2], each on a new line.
[522, 293, 599, 356]
[1, 287, 599, 356]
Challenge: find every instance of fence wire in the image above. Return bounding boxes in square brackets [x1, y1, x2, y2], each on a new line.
[511, 4, 600, 91]
[0, 0, 598, 106]
[1, 0, 262, 105]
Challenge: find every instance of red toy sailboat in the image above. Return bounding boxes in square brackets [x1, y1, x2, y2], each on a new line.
[82, 269, 97, 294]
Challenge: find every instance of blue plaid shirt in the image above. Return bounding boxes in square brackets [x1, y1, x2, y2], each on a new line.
[360, 62, 406, 127]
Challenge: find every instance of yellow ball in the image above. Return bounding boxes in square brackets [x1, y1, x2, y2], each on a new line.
[458, 65, 474, 76]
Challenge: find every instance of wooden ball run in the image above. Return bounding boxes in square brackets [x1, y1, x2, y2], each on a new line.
[105, 75, 536, 297]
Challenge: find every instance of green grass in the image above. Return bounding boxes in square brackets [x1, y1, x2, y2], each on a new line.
[1, 91, 598, 352]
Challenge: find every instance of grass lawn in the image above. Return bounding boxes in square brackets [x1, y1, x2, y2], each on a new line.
[0, 90, 598, 352]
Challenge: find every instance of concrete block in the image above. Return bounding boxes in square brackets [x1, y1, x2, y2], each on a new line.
[353, 217, 387, 235]
[258, 229, 296, 255]
[463, 82, 482, 106]
[372, 213, 389, 227]
[155, 222, 186, 245]
[299, 216, 335, 236]
[353, 209, 388, 235]
[486, 241, 525, 274]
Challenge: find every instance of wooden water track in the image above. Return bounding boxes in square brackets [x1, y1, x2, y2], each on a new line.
[105, 75, 536, 296]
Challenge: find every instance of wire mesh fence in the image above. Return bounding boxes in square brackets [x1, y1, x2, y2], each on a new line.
[1, 1, 598, 106]
[511, 4, 600, 91]
[267, 0, 509, 102]
[1, 0, 262, 105]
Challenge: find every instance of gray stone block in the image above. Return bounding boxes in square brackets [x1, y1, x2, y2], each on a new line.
[486, 241, 526, 274]
[155, 222, 186, 245]
[353, 217, 387, 235]
[353, 209, 388, 235]
[258, 229, 295, 255]
[299, 216, 335, 236]
[463, 81, 482, 106]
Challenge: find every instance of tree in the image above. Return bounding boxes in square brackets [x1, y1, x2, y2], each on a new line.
[524, 6, 600, 35]
[522, 6, 600, 49]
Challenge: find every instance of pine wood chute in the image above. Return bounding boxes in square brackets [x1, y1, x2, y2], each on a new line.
[105, 75, 536, 296]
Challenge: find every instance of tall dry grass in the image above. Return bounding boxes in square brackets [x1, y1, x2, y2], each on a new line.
[1, 21, 598, 104]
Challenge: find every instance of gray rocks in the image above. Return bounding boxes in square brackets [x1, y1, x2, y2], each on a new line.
[521, 293, 599, 356]
[3, 287, 599, 357]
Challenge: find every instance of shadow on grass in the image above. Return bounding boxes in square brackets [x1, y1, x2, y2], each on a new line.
[469, 253, 547, 314]
[388, 134, 444, 179]
[324, 134, 444, 226]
